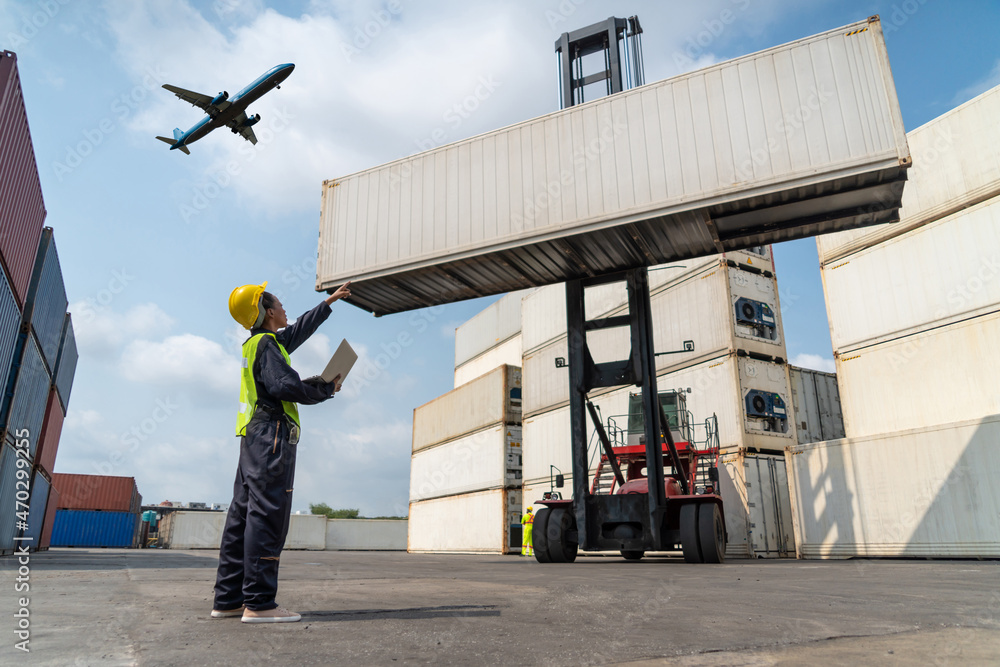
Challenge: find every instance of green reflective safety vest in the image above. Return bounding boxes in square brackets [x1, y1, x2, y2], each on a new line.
[236, 333, 301, 436]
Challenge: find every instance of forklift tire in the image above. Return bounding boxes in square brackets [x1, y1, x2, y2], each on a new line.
[680, 503, 703, 563]
[545, 508, 578, 563]
[533, 508, 553, 563]
[698, 503, 726, 564]
[620, 550, 644, 561]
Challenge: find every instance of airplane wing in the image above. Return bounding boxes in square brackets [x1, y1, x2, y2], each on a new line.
[227, 112, 258, 145]
[162, 84, 216, 111]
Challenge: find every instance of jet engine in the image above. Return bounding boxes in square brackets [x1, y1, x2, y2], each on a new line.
[210, 91, 229, 106]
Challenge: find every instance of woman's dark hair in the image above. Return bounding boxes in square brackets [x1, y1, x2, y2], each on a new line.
[260, 292, 278, 311]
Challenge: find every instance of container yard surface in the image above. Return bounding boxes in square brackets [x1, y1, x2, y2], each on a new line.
[2, 549, 997, 665]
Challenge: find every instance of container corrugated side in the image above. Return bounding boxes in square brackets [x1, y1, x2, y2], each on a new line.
[836, 310, 1000, 439]
[52, 473, 140, 512]
[34, 388, 63, 476]
[159, 511, 226, 549]
[454, 334, 522, 388]
[0, 51, 46, 308]
[0, 265, 20, 394]
[4, 334, 49, 457]
[412, 365, 521, 452]
[823, 195, 1000, 352]
[39, 485, 58, 550]
[788, 366, 845, 444]
[53, 314, 77, 410]
[410, 425, 521, 502]
[50, 510, 139, 548]
[454, 289, 533, 367]
[786, 416, 1000, 558]
[0, 441, 20, 554]
[22, 467, 50, 546]
[408, 488, 521, 554]
[24, 229, 67, 373]
[818, 83, 1000, 264]
[318, 18, 909, 316]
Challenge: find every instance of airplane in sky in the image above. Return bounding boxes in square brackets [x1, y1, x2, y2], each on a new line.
[156, 63, 294, 154]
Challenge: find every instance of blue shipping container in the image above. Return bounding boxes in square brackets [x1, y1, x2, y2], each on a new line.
[53, 313, 76, 411]
[22, 467, 49, 547]
[4, 333, 49, 458]
[24, 228, 67, 374]
[0, 266, 19, 399]
[0, 439, 25, 555]
[51, 510, 139, 548]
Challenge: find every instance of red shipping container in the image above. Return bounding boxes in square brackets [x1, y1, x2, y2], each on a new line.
[34, 388, 63, 477]
[0, 51, 46, 307]
[51, 473, 140, 512]
[39, 485, 58, 550]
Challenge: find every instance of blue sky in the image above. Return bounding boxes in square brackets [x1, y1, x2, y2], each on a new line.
[2, 0, 997, 515]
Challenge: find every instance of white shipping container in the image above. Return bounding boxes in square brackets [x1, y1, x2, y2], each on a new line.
[326, 519, 407, 550]
[413, 365, 521, 452]
[836, 310, 1000, 439]
[408, 488, 522, 553]
[718, 451, 795, 559]
[454, 289, 533, 367]
[159, 511, 226, 549]
[318, 19, 909, 316]
[284, 514, 327, 550]
[818, 83, 1000, 264]
[823, 195, 1000, 352]
[786, 416, 1000, 558]
[454, 335, 522, 388]
[410, 425, 522, 502]
[522, 266, 788, 417]
[788, 366, 845, 444]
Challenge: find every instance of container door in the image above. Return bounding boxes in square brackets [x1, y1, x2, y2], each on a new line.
[746, 456, 794, 557]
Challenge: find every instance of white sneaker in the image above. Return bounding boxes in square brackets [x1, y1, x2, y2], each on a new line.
[241, 606, 301, 623]
[211, 606, 244, 618]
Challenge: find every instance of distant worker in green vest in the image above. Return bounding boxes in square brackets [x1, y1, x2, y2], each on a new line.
[212, 280, 351, 623]
[521, 507, 534, 556]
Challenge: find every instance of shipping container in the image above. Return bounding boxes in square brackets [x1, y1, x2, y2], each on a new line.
[4, 333, 49, 457]
[23, 228, 67, 373]
[50, 510, 139, 548]
[454, 289, 533, 368]
[0, 51, 46, 308]
[326, 518, 408, 550]
[523, 265, 789, 417]
[21, 466, 50, 547]
[410, 425, 522, 502]
[53, 313, 77, 410]
[788, 366, 845, 444]
[835, 310, 1000, 439]
[523, 355, 795, 483]
[0, 266, 19, 396]
[408, 488, 522, 554]
[817, 83, 1000, 264]
[39, 484, 58, 550]
[822, 195, 1000, 352]
[33, 388, 63, 476]
[412, 365, 521, 452]
[0, 440, 22, 554]
[786, 416, 1000, 558]
[52, 473, 142, 513]
[718, 451, 795, 559]
[317, 18, 909, 316]
[454, 334, 522, 388]
[158, 511, 226, 549]
[285, 514, 327, 550]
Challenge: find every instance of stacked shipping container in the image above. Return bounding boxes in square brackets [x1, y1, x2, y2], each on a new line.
[408, 365, 523, 553]
[49, 474, 142, 548]
[788, 84, 1000, 558]
[0, 52, 77, 555]
[453, 289, 533, 387]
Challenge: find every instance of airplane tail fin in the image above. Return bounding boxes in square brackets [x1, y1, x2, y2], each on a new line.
[155, 135, 191, 155]
[172, 127, 184, 141]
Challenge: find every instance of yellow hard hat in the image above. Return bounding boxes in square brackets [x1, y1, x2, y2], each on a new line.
[527, 506, 533, 512]
[229, 281, 268, 330]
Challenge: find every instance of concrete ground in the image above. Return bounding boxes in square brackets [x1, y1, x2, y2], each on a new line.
[1, 549, 998, 666]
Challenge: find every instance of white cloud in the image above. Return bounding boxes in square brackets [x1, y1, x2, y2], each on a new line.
[120, 333, 240, 394]
[790, 353, 836, 373]
[70, 301, 175, 359]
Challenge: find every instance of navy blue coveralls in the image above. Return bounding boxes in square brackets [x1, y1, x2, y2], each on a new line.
[214, 301, 335, 612]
